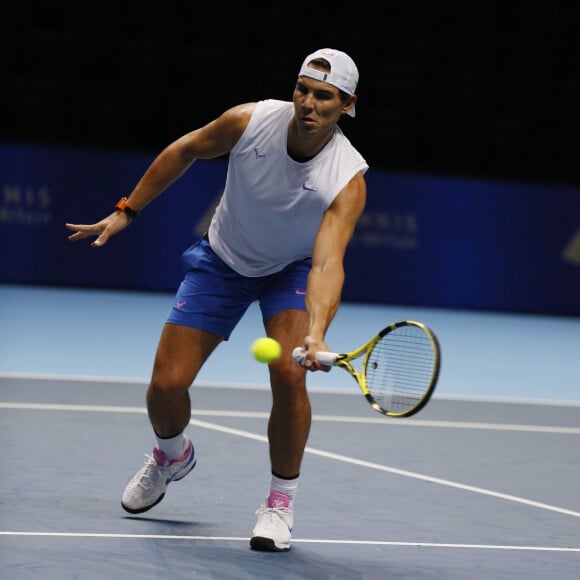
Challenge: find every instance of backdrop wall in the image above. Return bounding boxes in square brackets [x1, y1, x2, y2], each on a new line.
[1, 143, 579, 316]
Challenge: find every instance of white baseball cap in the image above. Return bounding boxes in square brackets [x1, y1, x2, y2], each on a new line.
[298, 48, 359, 117]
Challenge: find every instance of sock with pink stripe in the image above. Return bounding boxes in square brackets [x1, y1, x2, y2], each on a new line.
[154, 432, 190, 462]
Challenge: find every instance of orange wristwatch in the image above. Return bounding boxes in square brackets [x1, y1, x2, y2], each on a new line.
[114, 197, 139, 219]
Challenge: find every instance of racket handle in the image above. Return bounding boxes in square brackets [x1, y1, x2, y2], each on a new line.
[292, 347, 338, 366]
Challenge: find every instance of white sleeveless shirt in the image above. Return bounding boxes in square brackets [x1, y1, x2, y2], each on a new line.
[208, 99, 369, 277]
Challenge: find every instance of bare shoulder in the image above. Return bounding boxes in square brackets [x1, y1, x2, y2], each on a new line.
[329, 171, 367, 219]
[188, 103, 257, 158]
[218, 102, 257, 129]
[210, 102, 257, 149]
[337, 171, 367, 205]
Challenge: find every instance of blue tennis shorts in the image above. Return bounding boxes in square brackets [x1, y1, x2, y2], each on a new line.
[166, 237, 311, 339]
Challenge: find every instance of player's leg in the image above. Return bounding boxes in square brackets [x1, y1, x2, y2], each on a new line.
[122, 236, 250, 514]
[264, 309, 311, 479]
[251, 259, 311, 552]
[146, 323, 222, 438]
[250, 309, 310, 551]
[121, 324, 223, 514]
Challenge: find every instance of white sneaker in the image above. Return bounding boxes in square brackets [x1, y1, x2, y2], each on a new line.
[250, 492, 293, 552]
[121, 440, 196, 514]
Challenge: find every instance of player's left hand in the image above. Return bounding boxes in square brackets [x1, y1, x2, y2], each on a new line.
[65, 211, 132, 247]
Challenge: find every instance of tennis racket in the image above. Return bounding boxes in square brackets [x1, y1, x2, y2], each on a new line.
[292, 320, 441, 418]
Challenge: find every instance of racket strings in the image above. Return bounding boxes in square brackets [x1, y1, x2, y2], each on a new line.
[365, 326, 436, 413]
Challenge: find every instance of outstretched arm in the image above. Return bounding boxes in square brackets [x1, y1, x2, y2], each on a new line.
[65, 103, 255, 247]
[301, 170, 367, 370]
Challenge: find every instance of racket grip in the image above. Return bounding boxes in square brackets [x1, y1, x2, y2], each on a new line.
[292, 347, 338, 366]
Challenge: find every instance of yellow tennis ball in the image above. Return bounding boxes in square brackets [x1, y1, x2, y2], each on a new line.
[251, 337, 282, 364]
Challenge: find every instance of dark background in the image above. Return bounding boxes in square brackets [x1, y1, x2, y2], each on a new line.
[2, 1, 579, 187]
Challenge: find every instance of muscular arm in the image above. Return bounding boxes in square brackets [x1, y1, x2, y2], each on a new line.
[303, 170, 367, 368]
[65, 103, 255, 247]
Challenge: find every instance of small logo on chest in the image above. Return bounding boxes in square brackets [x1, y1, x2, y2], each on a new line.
[254, 148, 266, 159]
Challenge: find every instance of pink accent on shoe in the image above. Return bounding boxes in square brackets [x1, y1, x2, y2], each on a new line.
[267, 491, 290, 509]
[152, 441, 192, 467]
[152, 446, 169, 466]
[170, 441, 193, 465]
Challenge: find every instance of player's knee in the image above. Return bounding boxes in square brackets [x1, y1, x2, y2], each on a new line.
[269, 359, 306, 391]
[149, 372, 191, 399]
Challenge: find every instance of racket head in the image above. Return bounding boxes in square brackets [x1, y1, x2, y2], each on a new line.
[361, 320, 441, 417]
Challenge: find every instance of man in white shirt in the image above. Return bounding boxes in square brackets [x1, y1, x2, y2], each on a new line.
[66, 47, 368, 552]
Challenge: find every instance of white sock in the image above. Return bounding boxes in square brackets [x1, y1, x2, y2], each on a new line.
[155, 432, 189, 460]
[270, 474, 298, 506]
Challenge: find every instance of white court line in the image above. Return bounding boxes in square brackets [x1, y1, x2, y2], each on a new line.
[3, 372, 580, 407]
[2, 401, 580, 519]
[188, 417, 580, 520]
[0, 531, 578, 552]
[1, 402, 580, 435]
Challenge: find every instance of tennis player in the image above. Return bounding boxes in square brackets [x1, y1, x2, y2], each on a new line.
[66, 48, 368, 552]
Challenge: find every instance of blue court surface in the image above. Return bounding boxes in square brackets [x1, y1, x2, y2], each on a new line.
[1, 284, 579, 579]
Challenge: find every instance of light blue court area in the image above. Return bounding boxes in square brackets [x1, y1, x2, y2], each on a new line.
[2, 284, 580, 579]
[1, 284, 579, 404]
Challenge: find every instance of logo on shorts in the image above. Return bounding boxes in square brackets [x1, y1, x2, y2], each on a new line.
[302, 183, 317, 192]
[176, 300, 186, 308]
[295, 289, 306, 295]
